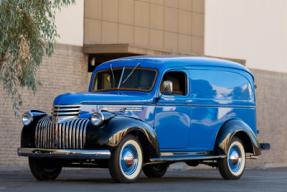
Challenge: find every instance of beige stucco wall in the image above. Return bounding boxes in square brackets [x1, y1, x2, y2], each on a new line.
[55, 0, 84, 46]
[84, 0, 205, 54]
[205, 0, 287, 73]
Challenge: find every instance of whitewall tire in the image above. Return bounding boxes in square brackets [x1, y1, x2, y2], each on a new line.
[218, 137, 246, 180]
[108, 134, 143, 183]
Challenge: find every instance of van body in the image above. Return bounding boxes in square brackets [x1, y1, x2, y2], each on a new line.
[18, 56, 269, 183]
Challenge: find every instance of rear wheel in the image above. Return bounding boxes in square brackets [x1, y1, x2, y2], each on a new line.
[143, 163, 169, 178]
[108, 134, 143, 183]
[29, 157, 62, 180]
[218, 137, 246, 180]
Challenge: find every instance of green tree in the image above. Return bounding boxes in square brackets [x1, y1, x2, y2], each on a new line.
[0, 0, 75, 117]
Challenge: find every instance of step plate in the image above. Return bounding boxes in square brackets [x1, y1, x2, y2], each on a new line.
[260, 143, 270, 150]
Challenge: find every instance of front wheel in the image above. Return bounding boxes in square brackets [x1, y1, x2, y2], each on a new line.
[218, 137, 246, 180]
[29, 157, 62, 180]
[108, 134, 143, 183]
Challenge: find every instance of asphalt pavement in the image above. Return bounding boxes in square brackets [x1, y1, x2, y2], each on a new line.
[0, 168, 286, 192]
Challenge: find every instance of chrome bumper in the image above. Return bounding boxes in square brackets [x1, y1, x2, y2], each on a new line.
[17, 148, 111, 159]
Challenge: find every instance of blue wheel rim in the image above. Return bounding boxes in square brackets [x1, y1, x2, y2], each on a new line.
[41, 163, 56, 173]
[120, 144, 138, 176]
[228, 145, 242, 173]
[43, 167, 56, 173]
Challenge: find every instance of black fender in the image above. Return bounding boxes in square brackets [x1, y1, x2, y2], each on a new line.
[214, 119, 261, 156]
[20, 110, 48, 147]
[85, 115, 160, 158]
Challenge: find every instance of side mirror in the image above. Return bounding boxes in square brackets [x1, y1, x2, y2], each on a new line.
[162, 81, 173, 95]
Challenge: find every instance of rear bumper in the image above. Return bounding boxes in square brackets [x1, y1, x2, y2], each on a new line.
[17, 148, 111, 159]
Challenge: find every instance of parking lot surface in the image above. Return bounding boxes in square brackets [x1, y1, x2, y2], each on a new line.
[0, 168, 286, 192]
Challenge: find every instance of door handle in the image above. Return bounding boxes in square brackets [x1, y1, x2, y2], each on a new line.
[185, 100, 193, 103]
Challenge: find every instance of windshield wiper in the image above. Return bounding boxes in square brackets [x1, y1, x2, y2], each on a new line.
[117, 67, 125, 89]
[122, 63, 140, 84]
[110, 64, 116, 88]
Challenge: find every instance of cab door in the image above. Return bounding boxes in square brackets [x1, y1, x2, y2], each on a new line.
[154, 68, 191, 149]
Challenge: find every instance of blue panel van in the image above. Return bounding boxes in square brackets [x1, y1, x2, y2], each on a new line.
[18, 56, 270, 183]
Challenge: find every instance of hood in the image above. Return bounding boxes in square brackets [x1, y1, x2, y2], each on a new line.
[53, 91, 152, 105]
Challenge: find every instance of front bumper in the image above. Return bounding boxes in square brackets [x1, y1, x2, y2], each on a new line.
[17, 148, 111, 159]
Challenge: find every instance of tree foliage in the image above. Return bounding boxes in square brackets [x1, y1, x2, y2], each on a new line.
[0, 0, 75, 117]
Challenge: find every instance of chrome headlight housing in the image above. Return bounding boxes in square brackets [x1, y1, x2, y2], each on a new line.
[91, 112, 105, 126]
[22, 112, 33, 126]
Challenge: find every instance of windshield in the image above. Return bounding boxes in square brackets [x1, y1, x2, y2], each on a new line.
[92, 67, 157, 92]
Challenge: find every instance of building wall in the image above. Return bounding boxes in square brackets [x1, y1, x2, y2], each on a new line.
[205, 0, 287, 166]
[55, 0, 84, 46]
[205, 0, 287, 73]
[84, 0, 205, 54]
[246, 68, 287, 167]
[0, 0, 86, 166]
[0, 47, 88, 166]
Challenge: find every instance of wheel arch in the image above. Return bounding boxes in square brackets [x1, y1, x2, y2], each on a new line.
[118, 125, 160, 159]
[85, 116, 160, 159]
[127, 129, 151, 162]
[233, 131, 253, 154]
[214, 118, 261, 156]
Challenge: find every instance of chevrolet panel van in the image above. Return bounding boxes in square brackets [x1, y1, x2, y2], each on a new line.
[18, 56, 270, 183]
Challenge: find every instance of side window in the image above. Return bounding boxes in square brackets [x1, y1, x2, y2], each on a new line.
[161, 71, 187, 95]
[190, 70, 252, 100]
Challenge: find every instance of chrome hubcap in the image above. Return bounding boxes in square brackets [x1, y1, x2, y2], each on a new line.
[230, 150, 240, 166]
[120, 144, 138, 176]
[123, 151, 134, 168]
[228, 146, 242, 173]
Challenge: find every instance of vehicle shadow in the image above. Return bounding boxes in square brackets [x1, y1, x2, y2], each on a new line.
[55, 176, 224, 184]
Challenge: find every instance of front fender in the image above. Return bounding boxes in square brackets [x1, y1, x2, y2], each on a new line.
[214, 119, 261, 156]
[21, 110, 47, 147]
[85, 115, 160, 158]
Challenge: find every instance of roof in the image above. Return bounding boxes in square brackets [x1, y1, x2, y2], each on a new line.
[95, 56, 251, 75]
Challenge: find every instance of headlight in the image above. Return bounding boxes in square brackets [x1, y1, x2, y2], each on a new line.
[22, 112, 33, 126]
[91, 112, 104, 126]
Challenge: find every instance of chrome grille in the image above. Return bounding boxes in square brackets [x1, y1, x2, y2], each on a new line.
[52, 105, 81, 117]
[35, 117, 89, 149]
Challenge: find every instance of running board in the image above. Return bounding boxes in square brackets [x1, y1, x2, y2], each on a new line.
[150, 154, 226, 162]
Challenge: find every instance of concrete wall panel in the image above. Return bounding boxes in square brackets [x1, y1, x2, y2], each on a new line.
[119, 0, 135, 25]
[84, 19, 101, 44]
[84, 0, 205, 54]
[102, 0, 118, 22]
[102, 22, 118, 44]
[150, 4, 164, 30]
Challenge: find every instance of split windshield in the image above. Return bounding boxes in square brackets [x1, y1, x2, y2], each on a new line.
[92, 67, 157, 92]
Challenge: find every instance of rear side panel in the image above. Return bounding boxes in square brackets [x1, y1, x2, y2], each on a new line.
[187, 105, 256, 151]
[186, 67, 256, 151]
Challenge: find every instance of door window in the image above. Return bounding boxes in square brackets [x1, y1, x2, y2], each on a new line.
[160, 71, 187, 95]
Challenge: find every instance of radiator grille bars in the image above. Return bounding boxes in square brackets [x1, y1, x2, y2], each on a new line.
[35, 117, 89, 149]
